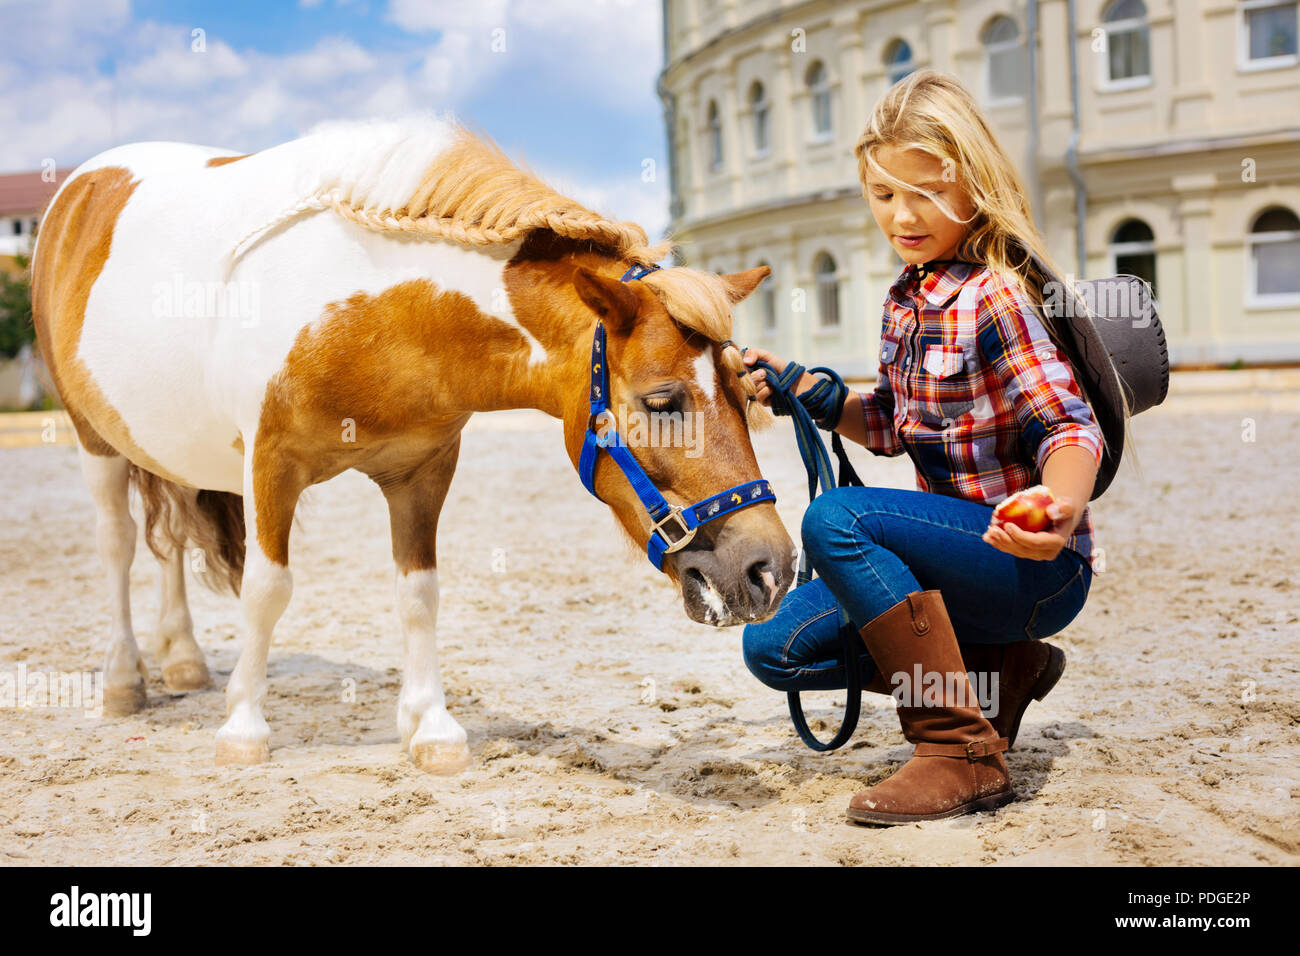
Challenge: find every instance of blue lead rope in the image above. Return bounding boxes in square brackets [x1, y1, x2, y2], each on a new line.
[744, 355, 866, 752]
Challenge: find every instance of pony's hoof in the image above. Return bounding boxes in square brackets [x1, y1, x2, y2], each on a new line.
[215, 739, 270, 766]
[103, 683, 147, 716]
[411, 741, 471, 775]
[163, 659, 210, 692]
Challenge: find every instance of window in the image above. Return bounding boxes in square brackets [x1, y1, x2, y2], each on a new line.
[1101, 0, 1151, 87]
[1240, 0, 1299, 68]
[11, 219, 20, 236]
[749, 81, 770, 156]
[884, 38, 915, 85]
[815, 252, 840, 328]
[806, 60, 832, 140]
[757, 262, 777, 331]
[706, 99, 723, 172]
[1247, 206, 1300, 304]
[1110, 218, 1157, 300]
[983, 16, 1027, 103]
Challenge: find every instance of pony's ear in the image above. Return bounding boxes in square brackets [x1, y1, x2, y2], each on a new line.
[718, 265, 771, 304]
[573, 267, 641, 333]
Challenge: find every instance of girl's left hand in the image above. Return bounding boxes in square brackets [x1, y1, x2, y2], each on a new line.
[982, 495, 1079, 561]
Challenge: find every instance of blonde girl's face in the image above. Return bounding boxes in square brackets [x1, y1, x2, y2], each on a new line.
[865, 145, 976, 266]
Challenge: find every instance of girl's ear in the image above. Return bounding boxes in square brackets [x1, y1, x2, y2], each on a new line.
[718, 265, 771, 304]
[573, 267, 641, 333]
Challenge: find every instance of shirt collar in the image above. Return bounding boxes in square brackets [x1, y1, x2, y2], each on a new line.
[890, 258, 981, 308]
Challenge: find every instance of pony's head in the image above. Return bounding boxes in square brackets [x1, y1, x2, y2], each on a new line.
[566, 258, 795, 626]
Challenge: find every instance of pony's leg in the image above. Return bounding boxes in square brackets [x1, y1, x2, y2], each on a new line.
[214, 450, 301, 766]
[149, 535, 210, 692]
[371, 444, 469, 774]
[78, 446, 148, 716]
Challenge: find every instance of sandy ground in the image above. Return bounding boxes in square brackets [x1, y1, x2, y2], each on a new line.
[1, 371, 1297, 866]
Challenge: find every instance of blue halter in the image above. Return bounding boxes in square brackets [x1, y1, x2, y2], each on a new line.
[577, 263, 776, 571]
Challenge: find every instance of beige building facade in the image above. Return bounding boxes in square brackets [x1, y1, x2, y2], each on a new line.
[658, 0, 1300, 375]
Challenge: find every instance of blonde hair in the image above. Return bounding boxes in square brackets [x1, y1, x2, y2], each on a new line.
[854, 69, 1135, 483]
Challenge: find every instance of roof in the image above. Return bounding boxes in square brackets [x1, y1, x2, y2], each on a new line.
[0, 169, 74, 217]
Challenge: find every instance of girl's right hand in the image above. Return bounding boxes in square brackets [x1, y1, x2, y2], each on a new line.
[741, 348, 819, 408]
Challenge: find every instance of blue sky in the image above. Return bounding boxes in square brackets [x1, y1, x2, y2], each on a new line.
[0, 0, 670, 237]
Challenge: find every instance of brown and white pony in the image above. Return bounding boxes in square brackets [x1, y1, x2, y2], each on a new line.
[30, 116, 795, 773]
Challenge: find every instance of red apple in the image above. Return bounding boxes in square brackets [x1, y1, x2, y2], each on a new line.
[992, 485, 1057, 533]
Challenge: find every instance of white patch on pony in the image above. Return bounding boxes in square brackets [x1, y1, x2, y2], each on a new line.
[696, 570, 733, 626]
[299, 116, 458, 216]
[693, 344, 717, 401]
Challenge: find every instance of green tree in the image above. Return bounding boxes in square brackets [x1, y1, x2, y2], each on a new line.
[0, 250, 34, 360]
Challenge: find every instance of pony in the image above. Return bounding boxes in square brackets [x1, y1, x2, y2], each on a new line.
[30, 116, 795, 773]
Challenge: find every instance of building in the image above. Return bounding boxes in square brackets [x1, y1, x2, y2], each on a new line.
[658, 0, 1300, 374]
[0, 168, 72, 265]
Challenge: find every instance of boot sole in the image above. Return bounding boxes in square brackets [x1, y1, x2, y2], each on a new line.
[846, 786, 1017, 826]
[1000, 644, 1067, 750]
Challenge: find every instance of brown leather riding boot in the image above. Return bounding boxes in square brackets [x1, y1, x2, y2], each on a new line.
[847, 590, 1015, 826]
[959, 641, 1067, 750]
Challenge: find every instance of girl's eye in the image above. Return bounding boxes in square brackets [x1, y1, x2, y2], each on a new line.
[874, 192, 892, 201]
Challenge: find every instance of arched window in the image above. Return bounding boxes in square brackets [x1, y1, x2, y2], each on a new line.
[756, 260, 777, 331]
[982, 16, 1027, 103]
[806, 60, 832, 139]
[706, 99, 723, 172]
[749, 81, 770, 155]
[1110, 218, 1157, 299]
[1101, 0, 1151, 86]
[814, 252, 840, 328]
[884, 38, 915, 85]
[1248, 206, 1300, 302]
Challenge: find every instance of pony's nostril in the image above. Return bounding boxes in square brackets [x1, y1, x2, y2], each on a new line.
[746, 559, 776, 606]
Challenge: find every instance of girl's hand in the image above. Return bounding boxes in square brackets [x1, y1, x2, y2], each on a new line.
[982, 495, 1079, 562]
[741, 348, 818, 408]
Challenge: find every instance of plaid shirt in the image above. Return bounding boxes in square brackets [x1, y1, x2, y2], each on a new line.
[857, 260, 1104, 569]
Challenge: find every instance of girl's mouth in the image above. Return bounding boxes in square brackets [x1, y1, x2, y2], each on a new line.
[895, 234, 928, 248]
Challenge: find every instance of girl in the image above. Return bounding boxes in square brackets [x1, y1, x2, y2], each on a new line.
[741, 70, 1128, 825]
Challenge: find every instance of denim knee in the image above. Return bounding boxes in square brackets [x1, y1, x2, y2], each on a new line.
[800, 490, 846, 564]
[741, 619, 789, 691]
[800, 488, 883, 566]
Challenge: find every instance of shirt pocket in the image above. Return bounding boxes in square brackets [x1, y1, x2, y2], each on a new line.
[915, 344, 976, 430]
[921, 344, 965, 379]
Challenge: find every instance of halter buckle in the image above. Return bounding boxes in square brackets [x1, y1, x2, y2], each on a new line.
[649, 506, 698, 555]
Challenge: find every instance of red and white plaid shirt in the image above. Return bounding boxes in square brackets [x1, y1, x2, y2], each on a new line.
[857, 260, 1104, 568]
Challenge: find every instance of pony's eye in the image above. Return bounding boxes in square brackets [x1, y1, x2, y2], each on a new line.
[643, 394, 675, 411]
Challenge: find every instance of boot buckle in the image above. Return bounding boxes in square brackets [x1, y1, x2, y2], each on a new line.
[965, 739, 994, 760]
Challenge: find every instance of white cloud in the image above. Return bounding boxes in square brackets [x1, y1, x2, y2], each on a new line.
[385, 0, 661, 109]
[121, 40, 249, 89]
[386, 0, 510, 34]
[279, 35, 377, 84]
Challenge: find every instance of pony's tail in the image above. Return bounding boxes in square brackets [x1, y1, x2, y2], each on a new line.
[127, 465, 246, 597]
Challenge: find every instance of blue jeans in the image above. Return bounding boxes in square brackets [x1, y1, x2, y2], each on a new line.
[742, 486, 1092, 692]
